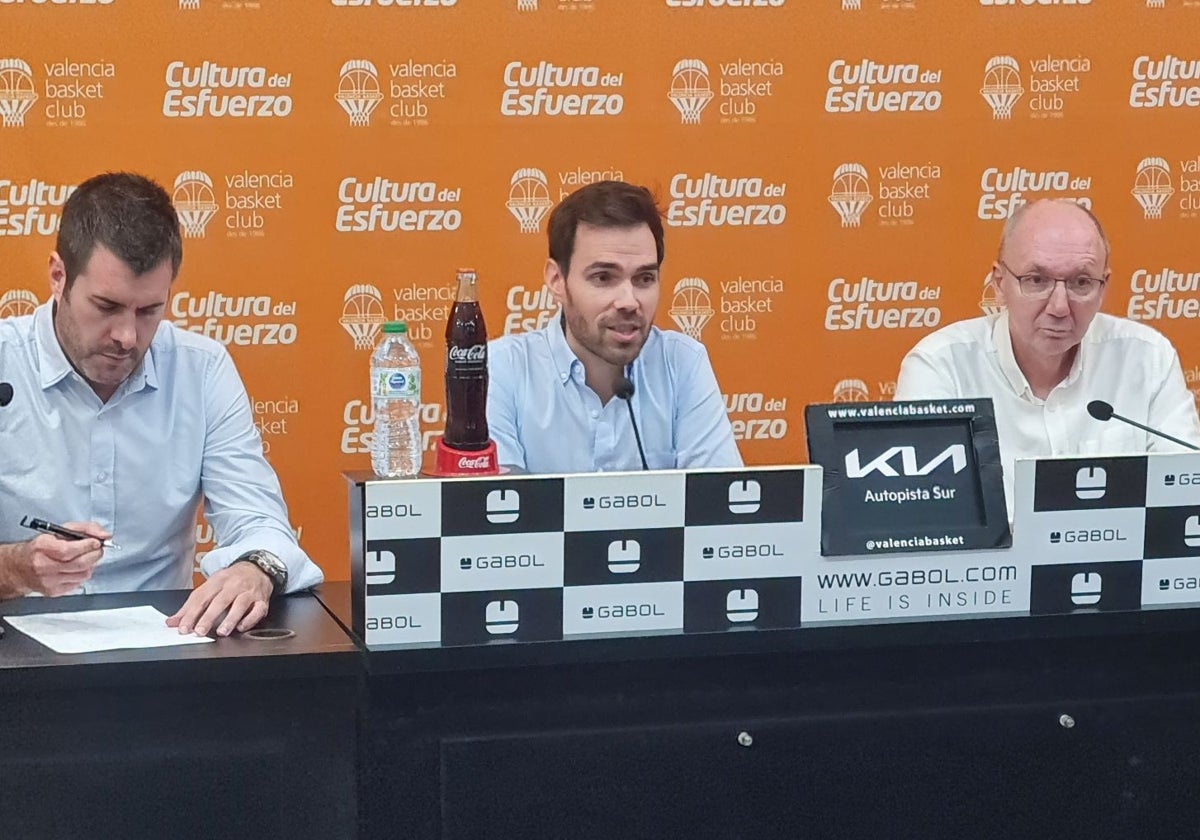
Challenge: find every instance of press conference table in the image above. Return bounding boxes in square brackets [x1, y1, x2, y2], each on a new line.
[317, 582, 1200, 840]
[0, 589, 360, 840]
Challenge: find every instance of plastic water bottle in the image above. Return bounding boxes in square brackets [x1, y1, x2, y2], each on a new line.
[370, 321, 422, 478]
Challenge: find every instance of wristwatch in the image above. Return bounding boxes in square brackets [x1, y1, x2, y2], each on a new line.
[233, 549, 288, 596]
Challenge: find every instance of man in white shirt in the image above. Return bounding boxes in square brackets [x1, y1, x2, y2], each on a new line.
[0, 172, 322, 636]
[487, 180, 742, 473]
[895, 199, 1200, 506]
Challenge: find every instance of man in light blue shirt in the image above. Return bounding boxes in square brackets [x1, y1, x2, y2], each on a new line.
[0, 172, 322, 636]
[487, 180, 742, 473]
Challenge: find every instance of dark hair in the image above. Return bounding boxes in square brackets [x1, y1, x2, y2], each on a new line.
[547, 181, 665, 276]
[57, 172, 183, 290]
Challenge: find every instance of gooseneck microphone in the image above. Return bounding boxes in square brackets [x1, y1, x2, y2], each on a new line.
[1087, 399, 1200, 451]
[0, 382, 12, 408]
[615, 376, 649, 470]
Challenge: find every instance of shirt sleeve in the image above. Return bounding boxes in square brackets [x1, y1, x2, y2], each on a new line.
[1146, 344, 1200, 452]
[196, 347, 324, 592]
[486, 339, 527, 470]
[894, 347, 960, 401]
[673, 343, 743, 469]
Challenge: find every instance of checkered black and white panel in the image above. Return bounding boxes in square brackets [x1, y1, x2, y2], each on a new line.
[360, 467, 820, 648]
[1013, 453, 1200, 616]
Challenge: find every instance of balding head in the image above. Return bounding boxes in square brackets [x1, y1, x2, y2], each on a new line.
[998, 199, 1110, 268]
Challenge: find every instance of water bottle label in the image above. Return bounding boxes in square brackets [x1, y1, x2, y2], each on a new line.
[373, 368, 420, 399]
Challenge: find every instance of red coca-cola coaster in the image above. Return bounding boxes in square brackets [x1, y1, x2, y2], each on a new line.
[429, 437, 500, 477]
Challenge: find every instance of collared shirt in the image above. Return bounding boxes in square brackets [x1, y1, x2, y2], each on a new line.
[486, 317, 743, 473]
[0, 302, 323, 595]
[895, 311, 1200, 511]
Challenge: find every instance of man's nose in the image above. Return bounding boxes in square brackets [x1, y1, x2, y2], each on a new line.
[613, 280, 638, 310]
[1044, 281, 1071, 317]
[110, 312, 137, 349]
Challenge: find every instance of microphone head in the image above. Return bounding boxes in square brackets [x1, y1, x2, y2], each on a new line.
[1087, 400, 1114, 421]
[615, 377, 635, 401]
[0, 382, 11, 408]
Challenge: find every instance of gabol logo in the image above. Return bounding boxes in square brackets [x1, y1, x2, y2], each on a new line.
[335, 176, 462, 232]
[506, 168, 552, 233]
[1126, 267, 1200, 322]
[459, 554, 543, 569]
[701, 543, 784, 559]
[336, 60, 384, 126]
[977, 166, 1092, 220]
[1130, 55, 1200, 109]
[824, 59, 943, 113]
[667, 172, 787, 227]
[163, 61, 294, 118]
[1048, 529, 1127, 544]
[845, 444, 966, 478]
[582, 494, 667, 509]
[0, 59, 38, 127]
[668, 278, 714, 340]
[1132, 157, 1174, 219]
[0, 178, 74, 236]
[581, 603, 665, 619]
[500, 61, 624, 117]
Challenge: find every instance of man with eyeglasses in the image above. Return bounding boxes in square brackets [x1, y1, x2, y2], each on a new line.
[895, 199, 1200, 508]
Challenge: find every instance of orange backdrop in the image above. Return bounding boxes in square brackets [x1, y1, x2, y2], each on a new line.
[3, 0, 1199, 580]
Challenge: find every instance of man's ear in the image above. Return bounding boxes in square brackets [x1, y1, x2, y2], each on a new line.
[545, 258, 566, 305]
[990, 263, 1007, 307]
[48, 252, 68, 303]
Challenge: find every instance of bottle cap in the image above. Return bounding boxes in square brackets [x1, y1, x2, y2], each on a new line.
[383, 321, 407, 334]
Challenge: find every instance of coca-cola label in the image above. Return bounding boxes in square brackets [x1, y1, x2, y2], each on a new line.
[457, 453, 494, 471]
[373, 368, 420, 399]
[448, 345, 486, 363]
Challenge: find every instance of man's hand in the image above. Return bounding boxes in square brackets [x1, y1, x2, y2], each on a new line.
[167, 562, 273, 637]
[0, 521, 108, 598]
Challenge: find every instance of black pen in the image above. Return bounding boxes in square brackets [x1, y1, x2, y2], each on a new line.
[20, 516, 121, 550]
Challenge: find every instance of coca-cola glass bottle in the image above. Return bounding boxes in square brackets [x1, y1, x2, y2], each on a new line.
[444, 268, 489, 450]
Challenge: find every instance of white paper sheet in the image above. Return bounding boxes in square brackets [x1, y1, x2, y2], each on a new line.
[3, 605, 216, 654]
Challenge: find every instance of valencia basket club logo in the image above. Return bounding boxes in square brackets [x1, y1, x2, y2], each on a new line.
[832, 378, 869, 402]
[517, 0, 537, 9]
[1132, 157, 1174, 220]
[0, 59, 38, 128]
[981, 56, 1023, 120]
[0, 289, 39, 319]
[828, 163, 872, 228]
[336, 60, 384, 127]
[180, 0, 200, 8]
[668, 60, 714, 125]
[340, 284, 385, 350]
[506, 168, 552, 234]
[172, 171, 219, 238]
[668, 277, 714, 341]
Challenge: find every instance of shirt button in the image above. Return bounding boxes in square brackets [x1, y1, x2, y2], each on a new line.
[97, 471, 108, 482]
[590, 410, 599, 419]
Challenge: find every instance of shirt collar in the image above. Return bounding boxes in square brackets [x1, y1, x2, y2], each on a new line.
[33, 301, 73, 390]
[546, 310, 583, 385]
[32, 300, 159, 395]
[992, 308, 1090, 401]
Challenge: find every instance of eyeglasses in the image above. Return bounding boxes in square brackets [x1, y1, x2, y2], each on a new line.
[997, 260, 1107, 301]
